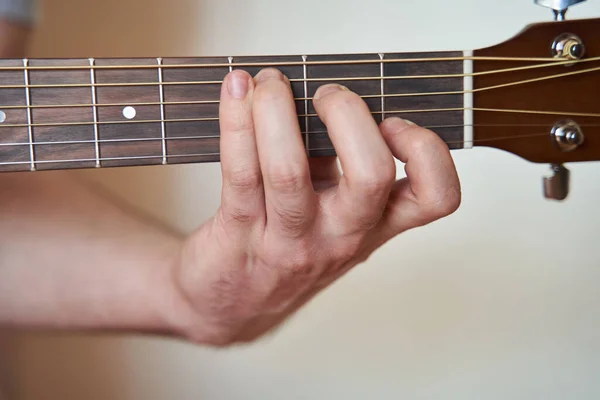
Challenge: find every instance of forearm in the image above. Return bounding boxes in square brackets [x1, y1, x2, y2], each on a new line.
[0, 10, 194, 338]
[0, 171, 190, 336]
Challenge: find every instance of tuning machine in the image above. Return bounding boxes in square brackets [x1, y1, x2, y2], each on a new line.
[534, 0, 587, 20]
[535, 0, 586, 201]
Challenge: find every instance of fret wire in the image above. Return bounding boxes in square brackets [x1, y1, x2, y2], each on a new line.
[157, 57, 167, 165]
[89, 58, 101, 167]
[379, 53, 385, 120]
[463, 50, 474, 150]
[0, 55, 571, 72]
[23, 59, 35, 171]
[228, 56, 234, 73]
[302, 55, 309, 155]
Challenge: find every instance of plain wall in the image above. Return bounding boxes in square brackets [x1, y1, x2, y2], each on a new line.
[3, 0, 600, 399]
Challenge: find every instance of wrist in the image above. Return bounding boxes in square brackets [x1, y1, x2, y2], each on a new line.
[155, 228, 243, 347]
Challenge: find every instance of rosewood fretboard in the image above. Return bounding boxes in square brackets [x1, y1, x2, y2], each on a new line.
[0, 52, 467, 172]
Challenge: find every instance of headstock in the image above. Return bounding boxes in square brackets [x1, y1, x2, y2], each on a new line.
[472, 2, 599, 200]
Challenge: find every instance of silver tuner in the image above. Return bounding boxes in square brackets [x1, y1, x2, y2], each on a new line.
[544, 164, 570, 201]
[534, 0, 587, 20]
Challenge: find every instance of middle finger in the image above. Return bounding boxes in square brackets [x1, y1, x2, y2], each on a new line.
[252, 68, 317, 238]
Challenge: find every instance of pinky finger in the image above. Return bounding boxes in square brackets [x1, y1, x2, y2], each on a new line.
[377, 117, 461, 237]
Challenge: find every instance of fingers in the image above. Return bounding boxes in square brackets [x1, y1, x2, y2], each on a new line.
[312, 84, 396, 232]
[378, 117, 461, 236]
[252, 69, 317, 237]
[218, 70, 265, 229]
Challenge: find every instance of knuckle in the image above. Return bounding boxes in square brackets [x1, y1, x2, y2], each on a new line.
[227, 168, 262, 194]
[355, 173, 392, 198]
[353, 213, 382, 231]
[278, 244, 314, 276]
[421, 186, 462, 220]
[274, 204, 310, 235]
[226, 207, 256, 224]
[267, 166, 308, 195]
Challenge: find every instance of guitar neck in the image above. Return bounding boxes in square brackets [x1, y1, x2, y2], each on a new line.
[0, 51, 471, 172]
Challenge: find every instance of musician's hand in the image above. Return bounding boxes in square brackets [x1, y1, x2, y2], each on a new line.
[172, 68, 461, 345]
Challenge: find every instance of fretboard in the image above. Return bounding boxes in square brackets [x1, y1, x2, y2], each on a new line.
[0, 51, 468, 172]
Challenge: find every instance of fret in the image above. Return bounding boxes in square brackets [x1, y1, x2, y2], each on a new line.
[162, 57, 225, 163]
[166, 137, 221, 164]
[157, 58, 167, 164]
[384, 51, 464, 149]
[28, 59, 95, 170]
[233, 55, 305, 131]
[228, 56, 234, 73]
[306, 53, 382, 154]
[89, 58, 100, 167]
[463, 50, 474, 149]
[0, 60, 29, 171]
[95, 58, 162, 166]
[302, 55, 309, 155]
[23, 59, 35, 171]
[379, 53, 385, 121]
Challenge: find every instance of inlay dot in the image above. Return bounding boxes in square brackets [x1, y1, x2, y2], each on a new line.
[0, 111, 5, 123]
[122, 106, 136, 120]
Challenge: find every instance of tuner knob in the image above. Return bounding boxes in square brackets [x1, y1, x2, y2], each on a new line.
[535, 0, 587, 20]
[544, 164, 570, 201]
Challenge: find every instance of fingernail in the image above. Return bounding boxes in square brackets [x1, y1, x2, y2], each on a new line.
[254, 68, 285, 84]
[403, 119, 416, 126]
[314, 84, 348, 100]
[227, 71, 249, 99]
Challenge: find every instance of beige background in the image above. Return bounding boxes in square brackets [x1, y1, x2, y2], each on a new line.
[2, 0, 600, 399]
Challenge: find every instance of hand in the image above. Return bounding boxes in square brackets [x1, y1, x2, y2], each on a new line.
[172, 68, 461, 346]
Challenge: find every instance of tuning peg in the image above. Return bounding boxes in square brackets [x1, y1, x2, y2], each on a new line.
[534, 0, 587, 20]
[534, 2, 584, 201]
[543, 164, 570, 201]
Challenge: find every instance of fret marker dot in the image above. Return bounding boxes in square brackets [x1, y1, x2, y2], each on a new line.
[123, 106, 136, 120]
[0, 111, 5, 123]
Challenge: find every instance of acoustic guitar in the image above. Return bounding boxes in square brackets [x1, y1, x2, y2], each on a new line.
[0, 0, 597, 200]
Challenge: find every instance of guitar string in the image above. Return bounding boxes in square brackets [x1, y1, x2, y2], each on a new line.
[0, 130, 580, 167]
[0, 56, 595, 166]
[2, 124, 600, 148]
[0, 65, 599, 127]
[0, 106, 599, 130]
[0, 56, 598, 90]
[0, 55, 576, 72]
[1, 55, 597, 110]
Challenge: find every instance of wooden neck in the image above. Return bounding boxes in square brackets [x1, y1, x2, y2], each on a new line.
[0, 51, 468, 172]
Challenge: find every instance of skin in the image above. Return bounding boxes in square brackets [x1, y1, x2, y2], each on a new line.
[0, 19, 461, 346]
